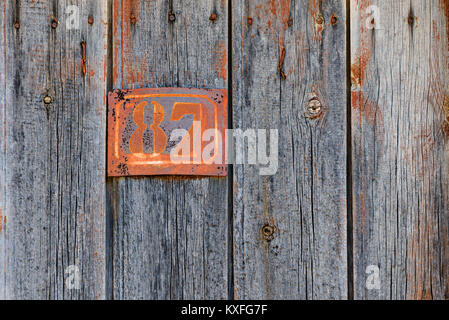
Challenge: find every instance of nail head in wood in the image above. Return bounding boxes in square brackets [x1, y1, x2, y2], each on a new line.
[43, 95, 53, 105]
[51, 18, 58, 29]
[168, 12, 176, 23]
[209, 13, 217, 22]
[331, 15, 338, 25]
[261, 224, 277, 241]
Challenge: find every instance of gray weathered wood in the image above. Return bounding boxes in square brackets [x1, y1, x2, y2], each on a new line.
[110, 0, 229, 299]
[0, 0, 108, 299]
[232, 0, 348, 299]
[351, 0, 449, 299]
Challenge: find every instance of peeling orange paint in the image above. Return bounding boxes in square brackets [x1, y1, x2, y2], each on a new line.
[212, 41, 227, 80]
[352, 0, 374, 88]
[254, 0, 291, 34]
[113, 0, 120, 84]
[351, 91, 382, 125]
[308, 0, 325, 41]
[116, 0, 148, 87]
[81, 41, 87, 76]
[280, 0, 291, 30]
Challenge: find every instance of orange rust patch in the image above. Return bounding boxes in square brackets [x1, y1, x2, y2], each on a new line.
[280, 0, 291, 30]
[351, 0, 374, 88]
[212, 41, 227, 80]
[278, 45, 286, 79]
[351, 91, 382, 126]
[254, 0, 291, 34]
[81, 41, 86, 76]
[308, 0, 324, 41]
[113, 0, 120, 84]
[351, 58, 370, 88]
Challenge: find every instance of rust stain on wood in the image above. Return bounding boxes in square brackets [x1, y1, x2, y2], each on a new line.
[308, 0, 324, 41]
[351, 0, 373, 88]
[278, 45, 286, 79]
[212, 40, 227, 80]
[279, 0, 291, 30]
[81, 41, 87, 76]
[116, 0, 147, 87]
[254, 0, 291, 34]
[351, 91, 382, 126]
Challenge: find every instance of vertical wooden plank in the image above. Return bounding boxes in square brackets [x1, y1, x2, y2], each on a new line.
[0, 0, 108, 299]
[0, 0, 6, 297]
[232, 0, 348, 299]
[111, 0, 229, 299]
[351, 0, 449, 299]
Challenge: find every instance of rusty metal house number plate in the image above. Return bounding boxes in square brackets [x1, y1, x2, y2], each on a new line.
[108, 88, 228, 176]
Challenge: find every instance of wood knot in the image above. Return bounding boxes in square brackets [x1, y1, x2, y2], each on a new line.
[247, 17, 253, 25]
[306, 98, 323, 119]
[88, 16, 94, 25]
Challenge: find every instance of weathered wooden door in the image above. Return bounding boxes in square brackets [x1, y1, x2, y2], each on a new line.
[0, 0, 448, 300]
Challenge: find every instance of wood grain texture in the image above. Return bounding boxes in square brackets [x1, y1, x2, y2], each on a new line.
[110, 0, 229, 299]
[0, 0, 108, 299]
[232, 0, 348, 299]
[351, 0, 449, 299]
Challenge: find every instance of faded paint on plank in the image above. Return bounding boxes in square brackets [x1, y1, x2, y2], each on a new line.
[232, 0, 348, 299]
[0, 0, 108, 299]
[110, 0, 229, 299]
[351, 0, 449, 299]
